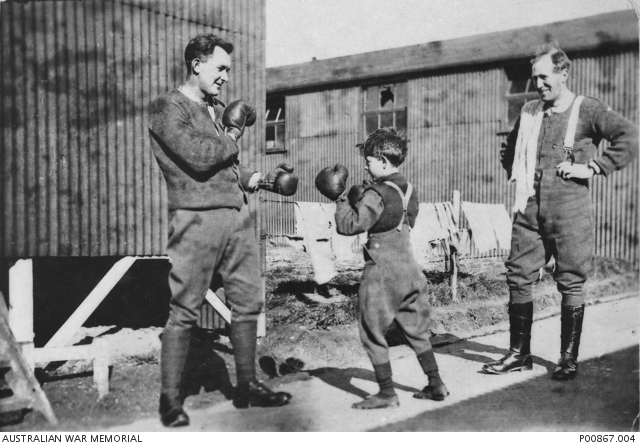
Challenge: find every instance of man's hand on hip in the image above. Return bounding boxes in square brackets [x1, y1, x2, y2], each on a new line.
[555, 162, 595, 179]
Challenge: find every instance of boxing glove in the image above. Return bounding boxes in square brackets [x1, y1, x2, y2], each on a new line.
[222, 100, 257, 141]
[258, 163, 299, 196]
[347, 179, 373, 208]
[315, 164, 349, 201]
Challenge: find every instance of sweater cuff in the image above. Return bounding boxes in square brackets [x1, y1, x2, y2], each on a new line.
[591, 158, 611, 177]
[238, 167, 259, 190]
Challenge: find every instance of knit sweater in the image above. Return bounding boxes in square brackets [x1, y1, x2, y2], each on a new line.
[501, 95, 638, 177]
[149, 89, 256, 211]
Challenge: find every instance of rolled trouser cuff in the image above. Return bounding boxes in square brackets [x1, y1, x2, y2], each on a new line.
[560, 292, 585, 307]
[509, 288, 533, 304]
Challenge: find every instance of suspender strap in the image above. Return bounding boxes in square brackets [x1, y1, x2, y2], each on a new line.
[563, 95, 584, 165]
[383, 181, 413, 231]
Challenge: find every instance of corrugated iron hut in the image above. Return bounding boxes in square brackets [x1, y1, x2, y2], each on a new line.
[265, 11, 638, 264]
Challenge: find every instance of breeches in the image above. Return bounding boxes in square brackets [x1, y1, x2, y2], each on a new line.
[506, 172, 594, 306]
[358, 228, 433, 365]
[165, 206, 263, 330]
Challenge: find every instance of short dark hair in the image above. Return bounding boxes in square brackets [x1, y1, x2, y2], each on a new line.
[184, 34, 234, 74]
[357, 127, 408, 167]
[531, 43, 571, 73]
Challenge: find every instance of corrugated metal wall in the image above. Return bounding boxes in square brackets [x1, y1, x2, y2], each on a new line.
[0, 0, 266, 258]
[571, 50, 638, 263]
[264, 88, 366, 240]
[266, 49, 638, 263]
[407, 66, 509, 258]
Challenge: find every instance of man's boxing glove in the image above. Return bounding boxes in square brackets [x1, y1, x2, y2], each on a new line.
[222, 100, 257, 141]
[347, 180, 374, 208]
[315, 164, 349, 201]
[258, 163, 299, 196]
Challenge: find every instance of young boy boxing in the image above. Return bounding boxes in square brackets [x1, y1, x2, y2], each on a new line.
[315, 128, 449, 409]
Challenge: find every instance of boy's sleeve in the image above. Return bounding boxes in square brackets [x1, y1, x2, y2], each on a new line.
[149, 95, 240, 175]
[335, 190, 384, 235]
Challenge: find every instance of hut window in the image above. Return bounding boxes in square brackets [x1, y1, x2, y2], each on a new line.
[363, 82, 407, 136]
[505, 64, 539, 128]
[266, 96, 286, 153]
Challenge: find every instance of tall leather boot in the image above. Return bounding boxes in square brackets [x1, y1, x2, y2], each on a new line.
[230, 320, 292, 409]
[482, 302, 534, 374]
[552, 304, 584, 381]
[159, 327, 191, 427]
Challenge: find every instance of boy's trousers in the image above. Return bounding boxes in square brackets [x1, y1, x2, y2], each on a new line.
[359, 226, 434, 366]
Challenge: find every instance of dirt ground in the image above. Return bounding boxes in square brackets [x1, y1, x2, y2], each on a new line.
[2, 245, 638, 431]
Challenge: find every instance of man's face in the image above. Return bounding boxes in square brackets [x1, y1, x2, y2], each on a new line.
[195, 46, 231, 97]
[531, 54, 568, 104]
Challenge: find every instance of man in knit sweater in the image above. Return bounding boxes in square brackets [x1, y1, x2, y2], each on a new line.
[483, 44, 637, 381]
[149, 34, 292, 428]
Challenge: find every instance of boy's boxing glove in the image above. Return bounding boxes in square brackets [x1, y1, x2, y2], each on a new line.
[315, 164, 349, 201]
[258, 163, 299, 196]
[347, 180, 374, 208]
[222, 100, 257, 141]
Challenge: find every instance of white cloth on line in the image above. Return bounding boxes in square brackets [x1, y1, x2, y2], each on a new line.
[293, 202, 336, 284]
[461, 202, 512, 253]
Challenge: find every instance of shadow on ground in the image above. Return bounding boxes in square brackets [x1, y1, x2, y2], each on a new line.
[373, 345, 639, 432]
[305, 367, 421, 399]
[435, 337, 558, 372]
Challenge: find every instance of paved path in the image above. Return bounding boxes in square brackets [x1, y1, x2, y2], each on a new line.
[114, 295, 639, 432]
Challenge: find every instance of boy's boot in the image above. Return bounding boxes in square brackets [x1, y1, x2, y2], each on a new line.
[159, 327, 191, 427]
[552, 304, 584, 381]
[482, 302, 534, 374]
[414, 349, 449, 401]
[352, 362, 399, 409]
[231, 320, 292, 408]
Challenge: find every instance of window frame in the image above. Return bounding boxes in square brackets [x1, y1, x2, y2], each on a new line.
[503, 63, 540, 131]
[266, 95, 286, 154]
[361, 82, 408, 141]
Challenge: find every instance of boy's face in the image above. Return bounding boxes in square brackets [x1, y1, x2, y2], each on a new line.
[364, 156, 386, 181]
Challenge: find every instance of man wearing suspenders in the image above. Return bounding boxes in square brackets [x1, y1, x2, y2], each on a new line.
[483, 44, 638, 380]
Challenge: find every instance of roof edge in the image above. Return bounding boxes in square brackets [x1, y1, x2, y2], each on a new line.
[267, 10, 639, 93]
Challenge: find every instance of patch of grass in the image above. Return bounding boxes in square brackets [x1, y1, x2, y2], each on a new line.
[265, 253, 638, 332]
[265, 266, 510, 327]
[591, 256, 637, 280]
[265, 286, 359, 330]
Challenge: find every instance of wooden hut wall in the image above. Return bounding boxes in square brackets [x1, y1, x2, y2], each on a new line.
[0, 0, 266, 258]
[265, 49, 638, 263]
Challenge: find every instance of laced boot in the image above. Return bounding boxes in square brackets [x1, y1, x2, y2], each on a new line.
[482, 302, 533, 374]
[552, 304, 584, 381]
[233, 379, 292, 408]
[230, 320, 292, 409]
[159, 328, 191, 427]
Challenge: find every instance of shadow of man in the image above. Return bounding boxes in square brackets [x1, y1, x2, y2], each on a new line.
[182, 328, 235, 400]
[433, 335, 557, 373]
